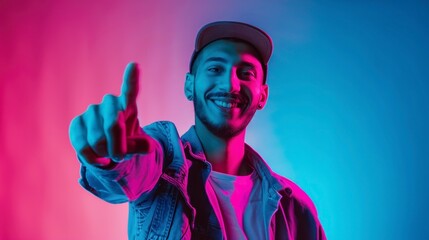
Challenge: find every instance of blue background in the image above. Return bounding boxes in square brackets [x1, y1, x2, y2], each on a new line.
[246, 1, 429, 239]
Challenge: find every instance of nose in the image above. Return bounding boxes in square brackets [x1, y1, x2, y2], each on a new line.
[219, 67, 240, 93]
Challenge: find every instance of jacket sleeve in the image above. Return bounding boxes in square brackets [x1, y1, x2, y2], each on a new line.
[78, 121, 168, 203]
[274, 175, 327, 240]
[296, 202, 326, 240]
[293, 192, 327, 240]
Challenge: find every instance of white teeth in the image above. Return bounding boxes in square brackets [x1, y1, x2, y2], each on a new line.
[213, 100, 237, 108]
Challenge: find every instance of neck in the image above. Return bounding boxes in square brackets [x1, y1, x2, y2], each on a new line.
[195, 120, 251, 176]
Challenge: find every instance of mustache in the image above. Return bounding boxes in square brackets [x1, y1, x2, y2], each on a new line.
[206, 92, 247, 103]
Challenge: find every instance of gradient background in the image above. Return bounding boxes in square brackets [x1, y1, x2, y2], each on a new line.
[1, 0, 428, 239]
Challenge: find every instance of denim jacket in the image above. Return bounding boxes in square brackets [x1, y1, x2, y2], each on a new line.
[79, 121, 326, 239]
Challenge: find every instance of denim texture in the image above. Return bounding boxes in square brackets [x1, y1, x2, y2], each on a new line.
[79, 121, 326, 239]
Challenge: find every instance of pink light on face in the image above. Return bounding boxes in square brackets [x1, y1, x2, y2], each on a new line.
[190, 40, 267, 140]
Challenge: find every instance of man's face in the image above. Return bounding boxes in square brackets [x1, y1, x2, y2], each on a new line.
[185, 39, 268, 139]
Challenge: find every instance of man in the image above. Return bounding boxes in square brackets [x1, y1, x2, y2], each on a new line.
[69, 21, 326, 239]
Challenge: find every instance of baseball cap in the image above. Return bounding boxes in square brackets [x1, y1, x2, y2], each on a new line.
[189, 21, 273, 83]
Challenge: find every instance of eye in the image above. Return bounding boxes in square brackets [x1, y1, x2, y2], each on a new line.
[207, 66, 223, 74]
[238, 68, 256, 80]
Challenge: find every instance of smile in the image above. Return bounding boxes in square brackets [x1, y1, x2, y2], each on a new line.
[212, 100, 239, 109]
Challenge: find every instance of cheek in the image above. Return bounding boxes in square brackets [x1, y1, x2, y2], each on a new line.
[244, 85, 262, 103]
[194, 77, 213, 96]
[193, 80, 203, 96]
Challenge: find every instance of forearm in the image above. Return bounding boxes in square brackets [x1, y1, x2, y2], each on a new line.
[78, 139, 164, 203]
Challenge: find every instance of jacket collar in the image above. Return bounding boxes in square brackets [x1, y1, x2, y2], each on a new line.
[181, 125, 206, 160]
[181, 126, 293, 196]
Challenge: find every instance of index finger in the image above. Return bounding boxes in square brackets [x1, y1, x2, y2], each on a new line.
[120, 62, 140, 108]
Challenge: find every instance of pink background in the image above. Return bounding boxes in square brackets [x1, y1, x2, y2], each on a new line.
[2, 0, 428, 239]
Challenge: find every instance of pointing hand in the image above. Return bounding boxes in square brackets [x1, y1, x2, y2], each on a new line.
[69, 63, 154, 167]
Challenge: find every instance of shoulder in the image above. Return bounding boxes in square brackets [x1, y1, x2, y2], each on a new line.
[142, 120, 177, 135]
[246, 144, 319, 217]
[142, 121, 181, 143]
[142, 121, 182, 157]
[272, 172, 327, 239]
[271, 171, 319, 218]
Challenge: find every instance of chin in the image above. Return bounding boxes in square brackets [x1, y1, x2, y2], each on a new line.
[209, 124, 243, 139]
[202, 118, 248, 139]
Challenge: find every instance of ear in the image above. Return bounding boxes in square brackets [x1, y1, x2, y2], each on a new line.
[257, 84, 269, 109]
[184, 72, 194, 101]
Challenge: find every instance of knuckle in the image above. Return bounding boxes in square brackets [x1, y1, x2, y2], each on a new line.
[83, 105, 102, 124]
[86, 103, 97, 112]
[87, 131, 105, 146]
[69, 115, 81, 132]
[85, 121, 102, 138]
[94, 139, 107, 151]
[105, 120, 124, 135]
[69, 116, 85, 142]
[101, 94, 122, 109]
[76, 145, 92, 158]
[102, 93, 117, 102]
[86, 104, 94, 110]
[88, 137, 107, 156]
[100, 95, 123, 117]
[77, 146, 102, 163]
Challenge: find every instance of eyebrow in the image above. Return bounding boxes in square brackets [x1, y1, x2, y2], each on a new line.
[203, 57, 257, 69]
[204, 57, 228, 64]
[238, 62, 256, 69]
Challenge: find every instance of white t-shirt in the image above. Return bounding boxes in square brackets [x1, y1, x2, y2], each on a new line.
[208, 169, 264, 240]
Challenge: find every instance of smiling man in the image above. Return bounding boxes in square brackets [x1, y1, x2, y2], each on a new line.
[69, 21, 326, 239]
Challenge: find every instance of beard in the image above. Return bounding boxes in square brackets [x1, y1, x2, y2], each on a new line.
[193, 92, 257, 139]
